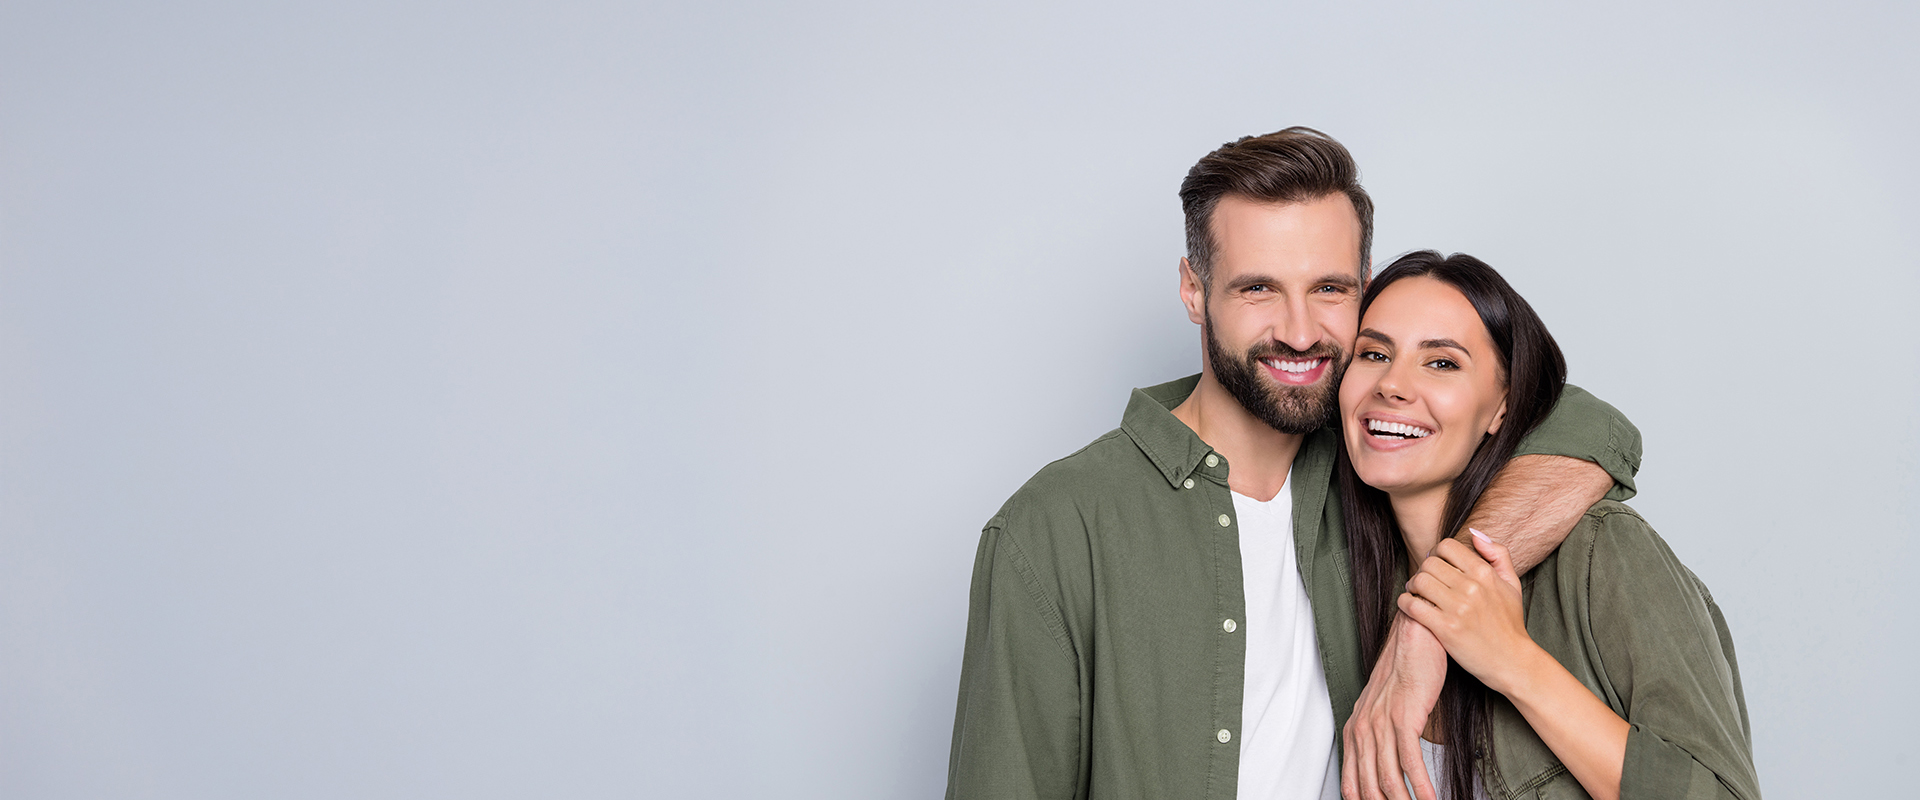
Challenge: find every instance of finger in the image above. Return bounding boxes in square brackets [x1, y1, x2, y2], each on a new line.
[1341, 721, 1359, 800]
[1405, 573, 1461, 612]
[1397, 591, 1445, 636]
[1352, 718, 1384, 800]
[1399, 725, 1437, 800]
[1432, 538, 1492, 578]
[1372, 724, 1413, 800]
[1417, 552, 1467, 589]
[1469, 528, 1522, 589]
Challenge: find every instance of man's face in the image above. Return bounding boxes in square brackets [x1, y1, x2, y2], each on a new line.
[1180, 193, 1365, 434]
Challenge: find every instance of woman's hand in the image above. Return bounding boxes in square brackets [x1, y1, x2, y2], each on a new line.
[1397, 529, 1536, 693]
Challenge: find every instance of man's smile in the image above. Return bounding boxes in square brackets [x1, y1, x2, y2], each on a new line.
[1261, 356, 1330, 386]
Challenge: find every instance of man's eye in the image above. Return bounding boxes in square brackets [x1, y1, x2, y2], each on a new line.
[1246, 284, 1272, 293]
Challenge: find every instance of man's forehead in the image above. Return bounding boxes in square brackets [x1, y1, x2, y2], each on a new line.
[1209, 194, 1365, 283]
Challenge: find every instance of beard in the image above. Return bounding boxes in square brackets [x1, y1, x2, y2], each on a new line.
[1204, 310, 1347, 435]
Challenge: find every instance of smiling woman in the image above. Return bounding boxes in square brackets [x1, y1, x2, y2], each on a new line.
[1334, 252, 1761, 800]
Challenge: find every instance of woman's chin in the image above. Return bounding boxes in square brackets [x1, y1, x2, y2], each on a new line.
[1352, 464, 1440, 497]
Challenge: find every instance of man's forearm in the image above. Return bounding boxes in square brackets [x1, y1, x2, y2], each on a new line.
[1458, 454, 1610, 573]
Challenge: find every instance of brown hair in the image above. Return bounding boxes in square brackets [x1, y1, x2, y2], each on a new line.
[1178, 126, 1375, 288]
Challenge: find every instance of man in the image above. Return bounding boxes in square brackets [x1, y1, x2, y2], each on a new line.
[945, 128, 1640, 800]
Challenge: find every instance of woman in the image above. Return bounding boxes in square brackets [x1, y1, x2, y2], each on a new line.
[1336, 251, 1759, 800]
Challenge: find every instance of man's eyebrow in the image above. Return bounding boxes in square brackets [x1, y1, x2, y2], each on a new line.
[1224, 272, 1361, 291]
[1224, 273, 1281, 290]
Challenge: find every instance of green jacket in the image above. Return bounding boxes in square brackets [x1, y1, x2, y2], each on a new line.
[1484, 500, 1760, 800]
[946, 375, 1643, 800]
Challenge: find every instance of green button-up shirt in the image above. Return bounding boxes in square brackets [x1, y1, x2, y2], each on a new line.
[1490, 501, 1759, 800]
[946, 375, 1642, 800]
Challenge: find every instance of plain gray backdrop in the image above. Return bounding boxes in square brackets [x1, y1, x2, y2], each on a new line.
[1, 1, 1914, 797]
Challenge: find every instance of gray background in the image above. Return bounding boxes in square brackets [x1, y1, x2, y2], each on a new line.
[1, 1, 1913, 797]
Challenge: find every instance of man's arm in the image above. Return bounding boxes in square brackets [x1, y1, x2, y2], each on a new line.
[1457, 454, 1611, 571]
[1459, 383, 1643, 568]
[1342, 384, 1641, 800]
[946, 523, 1083, 800]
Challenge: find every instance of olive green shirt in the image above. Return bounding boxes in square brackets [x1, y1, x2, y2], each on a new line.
[1485, 500, 1759, 800]
[945, 375, 1642, 800]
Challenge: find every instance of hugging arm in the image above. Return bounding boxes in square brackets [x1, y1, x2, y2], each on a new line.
[1342, 385, 1642, 800]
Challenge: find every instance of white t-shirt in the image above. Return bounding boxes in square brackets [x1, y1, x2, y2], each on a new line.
[1233, 481, 1340, 800]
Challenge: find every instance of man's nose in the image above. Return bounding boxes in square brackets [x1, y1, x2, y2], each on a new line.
[1278, 296, 1319, 352]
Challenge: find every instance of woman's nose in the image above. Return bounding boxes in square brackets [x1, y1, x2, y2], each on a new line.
[1377, 365, 1411, 402]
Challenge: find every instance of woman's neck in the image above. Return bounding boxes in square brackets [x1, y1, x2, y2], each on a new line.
[1389, 487, 1451, 574]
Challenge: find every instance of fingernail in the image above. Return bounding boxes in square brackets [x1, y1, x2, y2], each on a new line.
[1469, 528, 1491, 544]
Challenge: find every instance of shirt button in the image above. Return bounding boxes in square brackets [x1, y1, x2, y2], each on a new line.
[1223, 619, 1237, 633]
[1183, 478, 1195, 490]
[1217, 729, 1232, 743]
[1205, 454, 1220, 468]
[1218, 514, 1231, 527]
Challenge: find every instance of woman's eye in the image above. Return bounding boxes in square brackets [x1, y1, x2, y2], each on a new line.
[1360, 351, 1388, 363]
[1427, 358, 1459, 370]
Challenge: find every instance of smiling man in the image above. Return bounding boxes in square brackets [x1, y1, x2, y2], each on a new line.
[944, 128, 1642, 800]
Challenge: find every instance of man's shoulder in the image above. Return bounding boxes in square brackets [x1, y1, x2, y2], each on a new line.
[992, 425, 1149, 510]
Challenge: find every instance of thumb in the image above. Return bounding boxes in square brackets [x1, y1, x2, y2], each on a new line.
[1468, 528, 1521, 590]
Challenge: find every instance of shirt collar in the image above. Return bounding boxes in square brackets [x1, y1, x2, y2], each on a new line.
[1121, 374, 1341, 496]
[1120, 374, 1218, 490]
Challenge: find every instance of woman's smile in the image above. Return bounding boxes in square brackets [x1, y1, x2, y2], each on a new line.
[1357, 412, 1436, 451]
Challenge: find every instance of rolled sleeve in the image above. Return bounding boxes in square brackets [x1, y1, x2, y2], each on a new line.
[1515, 384, 1643, 500]
[1623, 724, 1744, 800]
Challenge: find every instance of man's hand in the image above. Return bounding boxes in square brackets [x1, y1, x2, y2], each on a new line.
[1341, 612, 1447, 800]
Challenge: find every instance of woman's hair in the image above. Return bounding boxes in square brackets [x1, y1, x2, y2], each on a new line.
[1337, 250, 1567, 799]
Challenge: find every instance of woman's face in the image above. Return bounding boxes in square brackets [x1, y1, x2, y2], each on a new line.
[1339, 276, 1509, 499]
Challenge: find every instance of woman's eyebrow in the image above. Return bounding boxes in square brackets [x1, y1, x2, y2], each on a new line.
[1357, 328, 1392, 345]
[1420, 338, 1470, 354]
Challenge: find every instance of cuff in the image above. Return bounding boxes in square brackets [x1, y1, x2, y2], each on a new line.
[1621, 724, 1722, 800]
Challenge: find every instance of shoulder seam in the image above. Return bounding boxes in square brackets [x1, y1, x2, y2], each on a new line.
[993, 526, 1079, 664]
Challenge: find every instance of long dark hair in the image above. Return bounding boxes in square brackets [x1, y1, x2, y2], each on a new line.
[1338, 251, 1567, 798]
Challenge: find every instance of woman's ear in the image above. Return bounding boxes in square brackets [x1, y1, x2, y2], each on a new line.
[1487, 399, 1508, 436]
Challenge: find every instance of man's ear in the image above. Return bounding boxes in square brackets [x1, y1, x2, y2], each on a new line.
[1179, 257, 1206, 325]
[1487, 399, 1509, 436]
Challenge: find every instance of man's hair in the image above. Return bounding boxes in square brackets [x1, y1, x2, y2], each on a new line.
[1178, 127, 1374, 289]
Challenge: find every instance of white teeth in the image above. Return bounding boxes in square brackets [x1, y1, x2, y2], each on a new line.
[1266, 358, 1319, 373]
[1366, 419, 1432, 438]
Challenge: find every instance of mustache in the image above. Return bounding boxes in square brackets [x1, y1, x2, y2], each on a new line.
[1245, 341, 1343, 362]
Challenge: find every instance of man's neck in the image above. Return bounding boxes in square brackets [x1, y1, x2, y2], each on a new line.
[1169, 372, 1303, 503]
